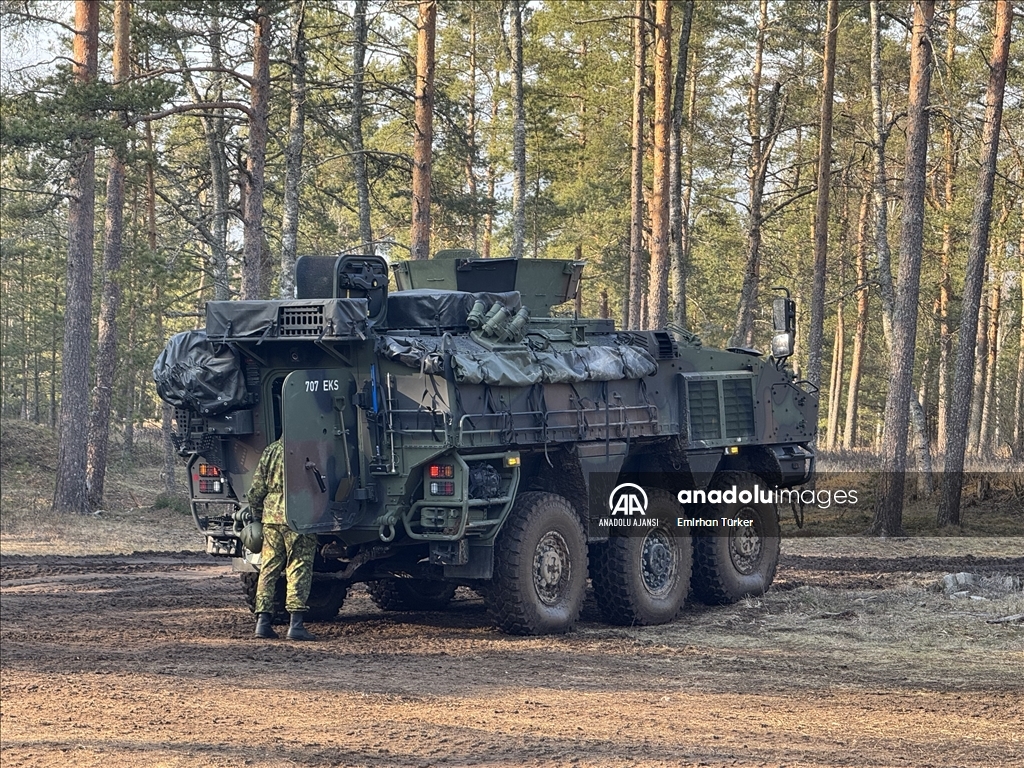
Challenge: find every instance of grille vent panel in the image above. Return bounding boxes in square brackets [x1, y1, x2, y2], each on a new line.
[687, 379, 721, 440]
[279, 305, 325, 337]
[723, 378, 755, 438]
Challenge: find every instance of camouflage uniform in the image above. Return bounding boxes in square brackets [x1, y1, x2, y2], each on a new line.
[248, 440, 317, 614]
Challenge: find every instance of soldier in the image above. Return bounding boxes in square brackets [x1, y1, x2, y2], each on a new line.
[248, 439, 317, 641]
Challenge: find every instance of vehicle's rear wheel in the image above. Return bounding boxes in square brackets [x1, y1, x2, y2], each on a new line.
[305, 580, 348, 621]
[591, 490, 692, 625]
[690, 471, 780, 605]
[368, 579, 458, 611]
[241, 573, 347, 621]
[485, 492, 588, 635]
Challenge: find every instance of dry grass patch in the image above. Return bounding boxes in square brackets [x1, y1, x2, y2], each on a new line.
[1, 419, 200, 556]
[795, 454, 1024, 537]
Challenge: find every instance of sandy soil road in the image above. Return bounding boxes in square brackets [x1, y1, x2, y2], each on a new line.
[1, 549, 1022, 768]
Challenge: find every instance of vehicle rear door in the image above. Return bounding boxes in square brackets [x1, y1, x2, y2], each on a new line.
[282, 368, 354, 532]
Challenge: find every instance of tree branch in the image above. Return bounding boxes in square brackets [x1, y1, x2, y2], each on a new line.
[131, 66, 254, 87]
[140, 101, 253, 122]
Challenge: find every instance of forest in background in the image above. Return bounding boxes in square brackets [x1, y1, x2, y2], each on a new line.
[0, 0, 1021, 531]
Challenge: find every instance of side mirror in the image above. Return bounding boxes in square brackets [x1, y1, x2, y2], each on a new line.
[772, 295, 796, 334]
[771, 290, 797, 363]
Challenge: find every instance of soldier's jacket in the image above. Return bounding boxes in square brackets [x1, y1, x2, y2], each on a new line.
[248, 440, 285, 525]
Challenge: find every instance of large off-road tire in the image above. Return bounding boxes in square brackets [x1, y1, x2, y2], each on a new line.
[485, 491, 588, 635]
[591, 490, 693, 626]
[368, 579, 458, 611]
[241, 573, 347, 622]
[241, 572, 287, 622]
[690, 471, 780, 605]
[305, 580, 348, 621]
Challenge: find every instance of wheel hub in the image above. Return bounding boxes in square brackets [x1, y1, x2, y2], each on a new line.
[640, 529, 676, 596]
[729, 511, 763, 575]
[534, 531, 571, 606]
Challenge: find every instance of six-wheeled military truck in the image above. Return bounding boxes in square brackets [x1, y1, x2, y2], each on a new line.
[154, 253, 817, 634]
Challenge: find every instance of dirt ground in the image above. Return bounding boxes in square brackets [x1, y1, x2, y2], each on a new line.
[1, 535, 1022, 768]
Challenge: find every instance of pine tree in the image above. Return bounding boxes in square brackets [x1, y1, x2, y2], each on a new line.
[53, 0, 99, 516]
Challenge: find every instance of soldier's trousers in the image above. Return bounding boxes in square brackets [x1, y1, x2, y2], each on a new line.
[255, 524, 317, 614]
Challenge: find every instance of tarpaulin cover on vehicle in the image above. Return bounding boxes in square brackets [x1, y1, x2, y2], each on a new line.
[205, 299, 370, 340]
[153, 331, 247, 414]
[377, 334, 658, 386]
[386, 289, 522, 331]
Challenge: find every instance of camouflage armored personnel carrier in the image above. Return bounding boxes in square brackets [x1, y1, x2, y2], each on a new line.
[154, 252, 817, 634]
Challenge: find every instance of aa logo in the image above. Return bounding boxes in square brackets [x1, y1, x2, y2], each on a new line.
[608, 483, 648, 516]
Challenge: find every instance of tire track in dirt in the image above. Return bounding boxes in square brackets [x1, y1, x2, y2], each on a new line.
[2, 550, 1022, 767]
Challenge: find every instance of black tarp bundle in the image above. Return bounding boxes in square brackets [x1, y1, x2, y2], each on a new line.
[377, 334, 658, 386]
[153, 331, 248, 414]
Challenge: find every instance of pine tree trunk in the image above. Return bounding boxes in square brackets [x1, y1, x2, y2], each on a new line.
[826, 180, 852, 453]
[33, 350, 40, 424]
[732, 0, 777, 348]
[465, 1, 479, 253]
[20, 251, 28, 421]
[87, 0, 130, 508]
[352, 0, 373, 253]
[483, 93, 498, 259]
[143, 117, 177, 495]
[869, 0, 934, 537]
[937, 0, 958, 456]
[280, 0, 306, 296]
[868, 0, 934, 486]
[826, 311, 844, 452]
[967, 292, 989, 457]
[843, 190, 871, 449]
[869, 1, 895, 351]
[508, 0, 527, 260]
[646, 0, 672, 330]
[1012, 240, 1024, 455]
[122, 297, 137, 462]
[169, 30, 230, 301]
[241, 2, 272, 298]
[938, 0, 1011, 526]
[208, 24, 230, 301]
[978, 275, 1002, 457]
[172, 30, 230, 300]
[669, 0, 694, 328]
[411, 0, 436, 261]
[50, 281, 57, 429]
[807, 0, 839, 394]
[825, 248, 845, 452]
[627, 0, 646, 330]
[912, 355, 933, 496]
[54, 0, 98, 516]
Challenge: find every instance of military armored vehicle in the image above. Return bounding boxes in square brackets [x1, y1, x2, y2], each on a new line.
[154, 252, 817, 635]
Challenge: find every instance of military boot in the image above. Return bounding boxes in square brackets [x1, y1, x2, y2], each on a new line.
[286, 612, 316, 641]
[254, 612, 278, 639]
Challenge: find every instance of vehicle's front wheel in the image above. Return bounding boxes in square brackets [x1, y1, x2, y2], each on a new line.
[690, 471, 780, 605]
[486, 492, 588, 635]
[591, 490, 692, 625]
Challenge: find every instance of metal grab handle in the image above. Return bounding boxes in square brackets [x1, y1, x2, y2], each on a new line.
[304, 460, 327, 493]
[793, 379, 819, 395]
